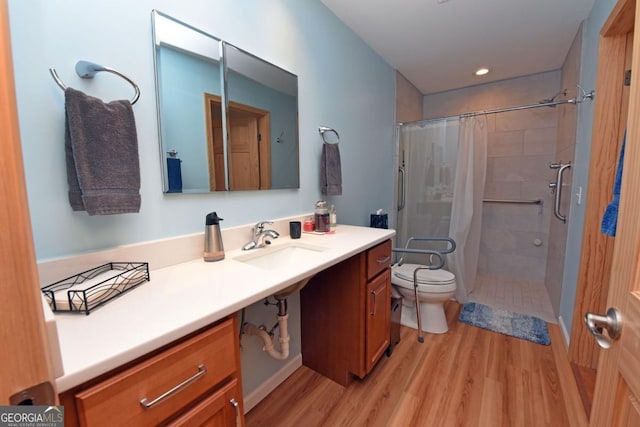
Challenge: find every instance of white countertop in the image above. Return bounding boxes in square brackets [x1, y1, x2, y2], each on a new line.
[52, 225, 395, 392]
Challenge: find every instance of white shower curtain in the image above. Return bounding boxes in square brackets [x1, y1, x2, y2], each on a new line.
[448, 116, 487, 303]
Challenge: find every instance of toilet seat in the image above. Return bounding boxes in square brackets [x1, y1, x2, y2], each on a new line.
[393, 264, 456, 284]
[392, 264, 456, 293]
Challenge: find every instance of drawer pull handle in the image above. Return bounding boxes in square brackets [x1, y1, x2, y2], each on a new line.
[139, 364, 207, 409]
[376, 256, 390, 264]
[230, 398, 241, 427]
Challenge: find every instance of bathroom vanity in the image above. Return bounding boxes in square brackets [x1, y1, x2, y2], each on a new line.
[301, 239, 392, 386]
[41, 221, 395, 425]
[59, 316, 243, 426]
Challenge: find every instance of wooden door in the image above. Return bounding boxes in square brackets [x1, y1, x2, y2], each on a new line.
[0, 0, 57, 405]
[590, 1, 640, 425]
[228, 115, 260, 190]
[205, 97, 271, 191]
[570, 0, 634, 370]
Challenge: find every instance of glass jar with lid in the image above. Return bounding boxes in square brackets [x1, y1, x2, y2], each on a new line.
[314, 200, 330, 232]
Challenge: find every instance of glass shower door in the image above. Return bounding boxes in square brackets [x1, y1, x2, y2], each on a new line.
[396, 119, 459, 263]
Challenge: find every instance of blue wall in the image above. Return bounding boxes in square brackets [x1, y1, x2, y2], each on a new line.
[8, 0, 395, 260]
[559, 0, 617, 337]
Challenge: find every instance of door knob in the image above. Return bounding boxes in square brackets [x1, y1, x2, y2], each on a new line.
[584, 307, 622, 349]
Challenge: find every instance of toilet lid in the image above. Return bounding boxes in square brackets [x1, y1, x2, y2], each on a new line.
[393, 264, 455, 284]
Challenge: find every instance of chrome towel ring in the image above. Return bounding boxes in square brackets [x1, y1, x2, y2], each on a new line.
[49, 60, 140, 105]
[319, 126, 340, 144]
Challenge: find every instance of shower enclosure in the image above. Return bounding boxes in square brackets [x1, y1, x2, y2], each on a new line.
[395, 73, 593, 322]
[395, 116, 487, 302]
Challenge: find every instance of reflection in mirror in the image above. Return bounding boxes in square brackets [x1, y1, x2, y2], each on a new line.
[152, 10, 224, 192]
[224, 43, 299, 190]
[152, 10, 300, 193]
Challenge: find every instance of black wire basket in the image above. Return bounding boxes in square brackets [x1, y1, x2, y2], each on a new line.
[42, 262, 150, 315]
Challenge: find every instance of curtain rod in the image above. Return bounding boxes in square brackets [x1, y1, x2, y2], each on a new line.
[398, 87, 595, 127]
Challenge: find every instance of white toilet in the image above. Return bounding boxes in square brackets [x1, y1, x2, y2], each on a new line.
[391, 264, 457, 334]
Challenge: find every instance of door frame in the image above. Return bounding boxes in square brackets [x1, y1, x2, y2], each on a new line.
[0, 0, 56, 404]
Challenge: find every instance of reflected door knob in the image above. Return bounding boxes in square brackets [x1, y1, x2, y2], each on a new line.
[584, 307, 622, 349]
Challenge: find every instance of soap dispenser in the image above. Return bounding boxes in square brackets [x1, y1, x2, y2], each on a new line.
[204, 212, 225, 262]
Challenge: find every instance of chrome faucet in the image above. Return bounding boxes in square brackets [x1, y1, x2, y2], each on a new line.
[242, 221, 280, 250]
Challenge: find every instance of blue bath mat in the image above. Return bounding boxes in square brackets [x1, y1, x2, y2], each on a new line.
[458, 303, 550, 345]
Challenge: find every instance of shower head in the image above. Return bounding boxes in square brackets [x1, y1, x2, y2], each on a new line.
[539, 89, 568, 107]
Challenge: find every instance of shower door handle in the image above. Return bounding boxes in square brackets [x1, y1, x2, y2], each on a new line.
[398, 166, 406, 211]
[550, 162, 571, 223]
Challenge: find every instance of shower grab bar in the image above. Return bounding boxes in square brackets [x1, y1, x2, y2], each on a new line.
[397, 166, 406, 211]
[549, 162, 571, 223]
[483, 198, 543, 205]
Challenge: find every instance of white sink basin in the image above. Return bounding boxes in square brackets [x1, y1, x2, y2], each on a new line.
[234, 241, 327, 270]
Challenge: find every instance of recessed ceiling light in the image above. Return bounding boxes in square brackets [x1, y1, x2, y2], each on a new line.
[475, 68, 490, 76]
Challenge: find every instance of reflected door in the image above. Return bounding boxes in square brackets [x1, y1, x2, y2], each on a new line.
[205, 96, 273, 191]
[227, 102, 271, 191]
[229, 116, 260, 190]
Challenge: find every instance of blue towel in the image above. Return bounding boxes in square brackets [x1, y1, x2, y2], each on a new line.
[601, 133, 626, 236]
[167, 157, 182, 193]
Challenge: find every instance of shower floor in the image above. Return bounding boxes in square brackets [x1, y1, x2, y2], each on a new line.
[468, 273, 557, 324]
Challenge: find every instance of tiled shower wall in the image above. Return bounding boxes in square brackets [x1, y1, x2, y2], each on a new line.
[423, 71, 561, 284]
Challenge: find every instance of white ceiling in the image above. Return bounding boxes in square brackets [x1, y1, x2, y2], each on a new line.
[321, 0, 595, 95]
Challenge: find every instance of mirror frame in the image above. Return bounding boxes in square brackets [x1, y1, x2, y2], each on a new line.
[151, 10, 300, 194]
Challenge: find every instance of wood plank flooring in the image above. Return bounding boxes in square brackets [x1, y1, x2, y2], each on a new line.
[246, 302, 586, 427]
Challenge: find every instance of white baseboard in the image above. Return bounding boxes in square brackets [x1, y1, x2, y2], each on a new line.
[243, 354, 303, 414]
[558, 315, 570, 347]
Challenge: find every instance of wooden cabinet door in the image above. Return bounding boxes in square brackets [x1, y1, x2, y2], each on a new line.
[365, 271, 390, 373]
[167, 378, 243, 427]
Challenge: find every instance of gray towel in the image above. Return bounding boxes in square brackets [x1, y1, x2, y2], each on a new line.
[321, 142, 342, 195]
[65, 88, 141, 215]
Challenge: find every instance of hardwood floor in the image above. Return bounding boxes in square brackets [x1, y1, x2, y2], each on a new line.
[246, 302, 587, 427]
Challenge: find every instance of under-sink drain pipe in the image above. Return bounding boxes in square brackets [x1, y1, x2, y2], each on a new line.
[242, 298, 290, 360]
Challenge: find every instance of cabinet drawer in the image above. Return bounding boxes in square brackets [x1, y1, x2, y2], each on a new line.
[75, 318, 237, 427]
[366, 240, 392, 280]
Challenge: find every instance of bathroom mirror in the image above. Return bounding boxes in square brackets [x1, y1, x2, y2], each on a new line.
[152, 10, 300, 193]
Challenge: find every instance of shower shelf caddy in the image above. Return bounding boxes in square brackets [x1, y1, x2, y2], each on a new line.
[42, 262, 150, 315]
